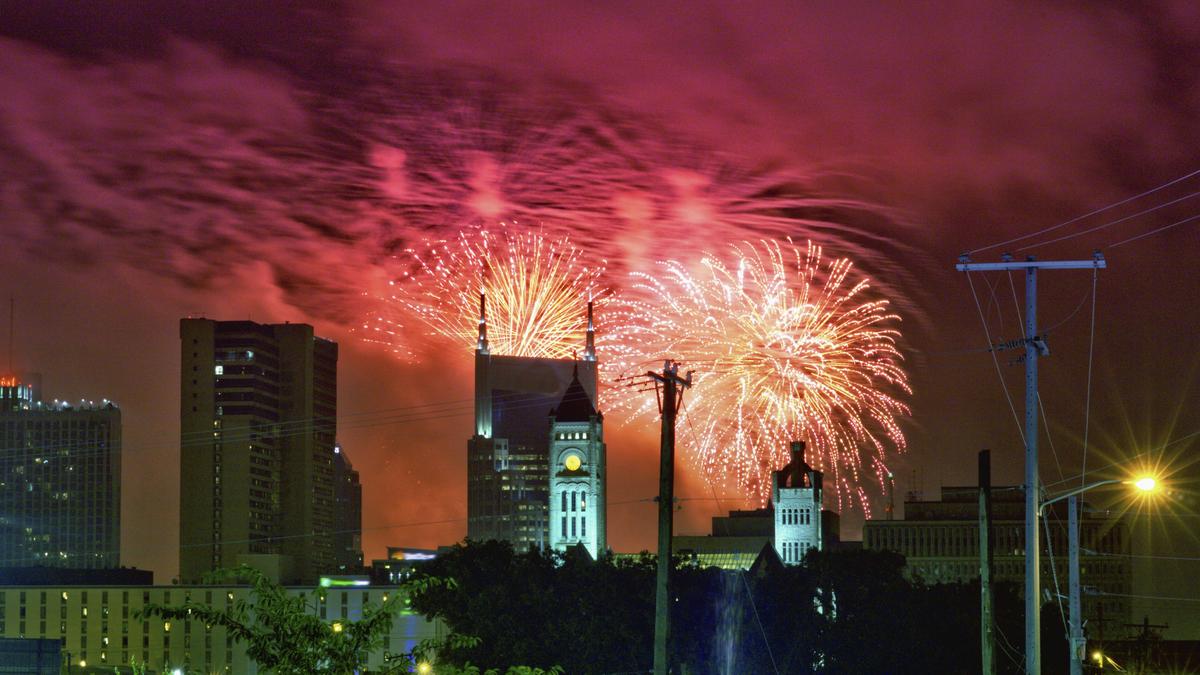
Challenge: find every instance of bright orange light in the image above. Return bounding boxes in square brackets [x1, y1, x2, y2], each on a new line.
[0, 376, 17, 387]
[1134, 477, 1157, 492]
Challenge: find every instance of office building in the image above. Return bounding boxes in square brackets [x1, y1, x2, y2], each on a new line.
[332, 443, 363, 572]
[467, 298, 600, 551]
[0, 375, 121, 568]
[863, 485, 1132, 627]
[179, 319, 338, 584]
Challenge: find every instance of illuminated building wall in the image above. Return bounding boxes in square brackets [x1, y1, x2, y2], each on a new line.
[0, 378, 121, 569]
[179, 319, 338, 584]
[863, 486, 1132, 628]
[772, 441, 824, 565]
[0, 583, 438, 674]
[547, 368, 606, 559]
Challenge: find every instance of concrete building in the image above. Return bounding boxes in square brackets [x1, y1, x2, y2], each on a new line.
[547, 366, 606, 559]
[673, 441, 836, 570]
[332, 443, 363, 573]
[772, 441, 824, 565]
[0, 375, 121, 569]
[467, 297, 600, 551]
[179, 319, 338, 584]
[863, 485, 1132, 628]
[0, 580, 439, 674]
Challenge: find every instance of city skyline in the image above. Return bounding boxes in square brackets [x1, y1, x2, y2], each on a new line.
[2, 0, 1198, 639]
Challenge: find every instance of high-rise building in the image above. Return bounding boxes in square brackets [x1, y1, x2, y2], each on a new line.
[179, 319, 338, 583]
[862, 485, 1132, 627]
[332, 443, 363, 572]
[0, 375, 121, 569]
[547, 366, 606, 559]
[467, 297, 599, 550]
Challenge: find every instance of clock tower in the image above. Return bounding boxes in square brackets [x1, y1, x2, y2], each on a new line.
[547, 363, 606, 559]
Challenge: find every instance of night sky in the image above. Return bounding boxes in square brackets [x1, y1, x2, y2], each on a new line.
[2, 2, 1199, 633]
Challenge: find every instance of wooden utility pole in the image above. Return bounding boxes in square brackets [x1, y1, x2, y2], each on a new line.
[650, 360, 691, 675]
[980, 449, 995, 675]
[957, 253, 1106, 675]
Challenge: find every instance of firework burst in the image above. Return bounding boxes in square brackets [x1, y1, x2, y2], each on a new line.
[366, 225, 608, 359]
[603, 239, 910, 510]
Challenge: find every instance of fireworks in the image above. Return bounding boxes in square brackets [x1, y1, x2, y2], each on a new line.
[366, 225, 608, 359]
[602, 239, 910, 510]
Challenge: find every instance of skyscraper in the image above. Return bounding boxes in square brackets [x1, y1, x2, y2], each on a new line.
[332, 443, 363, 572]
[467, 297, 600, 550]
[0, 375, 121, 568]
[179, 319, 337, 583]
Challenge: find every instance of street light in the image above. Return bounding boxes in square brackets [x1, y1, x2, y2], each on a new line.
[1041, 476, 1160, 675]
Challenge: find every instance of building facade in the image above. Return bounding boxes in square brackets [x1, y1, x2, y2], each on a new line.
[772, 441, 824, 565]
[0, 583, 439, 674]
[332, 443, 363, 572]
[467, 298, 600, 551]
[179, 319, 339, 583]
[547, 367, 606, 559]
[673, 441, 834, 570]
[862, 485, 1132, 628]
[0, 375, 121, 569]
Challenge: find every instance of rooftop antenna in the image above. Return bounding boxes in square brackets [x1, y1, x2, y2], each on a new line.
[7, 296, 13, 374]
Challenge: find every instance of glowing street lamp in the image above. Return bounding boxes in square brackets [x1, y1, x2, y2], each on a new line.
[417, 663, 433, 674]
[1042, 475, 1161, 675]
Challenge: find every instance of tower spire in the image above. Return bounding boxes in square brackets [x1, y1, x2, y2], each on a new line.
[477, 291, 489, 355]
[584, 301, 596, 361]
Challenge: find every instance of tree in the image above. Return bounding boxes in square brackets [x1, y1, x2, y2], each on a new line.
[409, 540, 654, 674]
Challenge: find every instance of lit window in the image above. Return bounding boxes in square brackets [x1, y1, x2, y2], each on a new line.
[214, 365, 223, 375]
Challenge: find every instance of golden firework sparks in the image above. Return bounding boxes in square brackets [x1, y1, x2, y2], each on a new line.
[602, 239, 910, 510]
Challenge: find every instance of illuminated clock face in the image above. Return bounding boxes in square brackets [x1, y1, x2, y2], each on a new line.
[564, 455, 582, 471]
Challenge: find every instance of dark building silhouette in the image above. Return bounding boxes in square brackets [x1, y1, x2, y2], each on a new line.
[179, 319, 338, 583]
[332, 443, 363, 572]
[467, 297, 599, 550]
[0, 375, 120, 569]
[863, 485, 1132, 628]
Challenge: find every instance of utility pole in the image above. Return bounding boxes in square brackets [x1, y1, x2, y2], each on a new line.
[649, 360, 692, 675]
[1068, 495, 1083, 675]
[1123, 616, 1168, 674]
[980, 449, 995, 675]
[957, 252, 1106, 675]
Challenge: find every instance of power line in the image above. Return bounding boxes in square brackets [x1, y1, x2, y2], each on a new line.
[1082, 549, 1200, 563]
[964, 271, 1026, 446]
[0, 495, 671, 564]
[1091, 590, 1200, 604]
[0, 391, 579, 462]
[1080, 268, 1098, 487]
[1019, 191, 1200, 251]
[1107, 212, 1200, 249]
[967, 167, 1200, 255]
